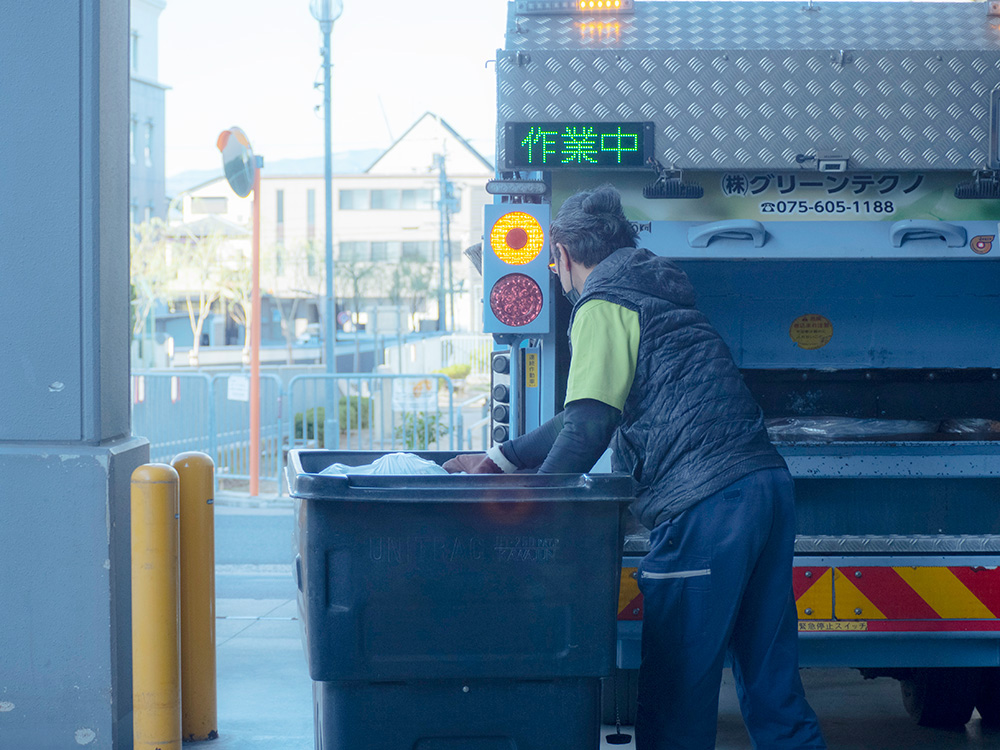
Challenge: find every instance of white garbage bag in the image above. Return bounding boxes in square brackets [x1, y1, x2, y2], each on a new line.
[319, 452, 449, 476]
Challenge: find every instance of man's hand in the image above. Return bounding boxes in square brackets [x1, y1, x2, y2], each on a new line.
[442, 453, 503, 474]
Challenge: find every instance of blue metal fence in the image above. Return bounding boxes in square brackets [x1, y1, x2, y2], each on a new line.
[132, 370, 489, 492]
[132, 371, 284, 485]
[132, 372, 215, 464]
[211, 373, 284, 483]
[285, 373, 456, 452]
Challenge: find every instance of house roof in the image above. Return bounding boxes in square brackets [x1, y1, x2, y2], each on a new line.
[365, 111, 494, 174]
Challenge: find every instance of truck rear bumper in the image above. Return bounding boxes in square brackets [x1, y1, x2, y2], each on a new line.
[617, 551, 1000, 670]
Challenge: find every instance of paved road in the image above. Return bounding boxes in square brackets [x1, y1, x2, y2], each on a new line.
[216, 505, 297, 566]
[215, 505, 298, 599]
[207, 504, 1000, 749]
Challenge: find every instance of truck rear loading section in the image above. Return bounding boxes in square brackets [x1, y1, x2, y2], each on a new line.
[484, 0, 1000, 729]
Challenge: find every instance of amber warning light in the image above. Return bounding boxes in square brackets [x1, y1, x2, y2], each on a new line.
[483, 206, 550, 334]
[515, 0, 633, 13]
[491, 211, 544, 265]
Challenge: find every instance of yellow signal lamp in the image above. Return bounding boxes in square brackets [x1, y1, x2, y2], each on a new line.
[490, 211, 545, 266]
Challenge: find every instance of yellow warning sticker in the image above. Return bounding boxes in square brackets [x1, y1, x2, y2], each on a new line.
[971, 235, 994, 255]
[789, 314, 833, 350]
[798, 621, 868, 632]
[525, 352, 538, 388]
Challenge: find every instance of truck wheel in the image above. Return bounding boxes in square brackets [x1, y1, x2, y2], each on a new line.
[975, 667, 1000, 725]
[900, 668, 979, 728]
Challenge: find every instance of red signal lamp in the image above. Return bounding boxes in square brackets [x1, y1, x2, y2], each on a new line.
[490, 273, 544, 327]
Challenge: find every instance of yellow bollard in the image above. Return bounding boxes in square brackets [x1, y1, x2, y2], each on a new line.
[131, 463, 182, 750]
[173, 452, 219, 742]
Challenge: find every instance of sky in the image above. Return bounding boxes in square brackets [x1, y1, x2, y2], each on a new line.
[158, 0, 509, 177]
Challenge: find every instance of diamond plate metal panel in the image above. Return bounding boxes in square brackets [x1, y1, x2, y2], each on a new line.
[498, 2, 1000, 171]
[505, 1, 1000, 52]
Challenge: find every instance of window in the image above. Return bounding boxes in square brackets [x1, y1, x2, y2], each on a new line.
[144, 205, 153, 223]
[190, 196, 228, 214]
[370, 189, 401, 210]
[307, 189, 316, 239]
[276, 190, 285, 244]
[143, 121, 153, 167]
[307, 241, 317, 275]
[130, 31, 139, 73]
[129, 118, 137, 165]
[401, 189, 434, 210]
[402, 241, 433, 261]
[339, 189, 369, 210]
[371, 241, 402, 262]
[339, 241, 370, 262]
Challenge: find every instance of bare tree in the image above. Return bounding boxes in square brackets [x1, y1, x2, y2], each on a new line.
[388, 259, 437, 332]
[336, 259, 382, 372]
[219, 256, 252, 365]
[265, 239, 324, 364]
[129, 218, 169, 348]
[168, 228, 229, 366]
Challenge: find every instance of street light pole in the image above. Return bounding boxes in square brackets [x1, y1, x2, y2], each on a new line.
[321, 23, 335, 379]
[310, 0, 343, 447]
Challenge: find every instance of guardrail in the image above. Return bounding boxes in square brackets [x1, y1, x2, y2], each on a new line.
[132, 369, 490, 492]
[455, 392, 490, 450]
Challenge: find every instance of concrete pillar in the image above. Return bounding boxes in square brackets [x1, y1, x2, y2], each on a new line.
[0, 2, 149, 748]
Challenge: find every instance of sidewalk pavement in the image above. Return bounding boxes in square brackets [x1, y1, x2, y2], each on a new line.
[193, 489, 310, 749]
[196, 597, 313, 749]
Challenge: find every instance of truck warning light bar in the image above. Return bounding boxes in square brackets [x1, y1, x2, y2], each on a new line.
[516, 0, 634, 14]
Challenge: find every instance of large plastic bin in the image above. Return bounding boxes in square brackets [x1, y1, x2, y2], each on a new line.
[287, 449, 633, 750]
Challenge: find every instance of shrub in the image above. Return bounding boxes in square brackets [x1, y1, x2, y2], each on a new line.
[294, 396, 371, 444]
[394, 411, 449, 450]
[432, 364, 471, 390]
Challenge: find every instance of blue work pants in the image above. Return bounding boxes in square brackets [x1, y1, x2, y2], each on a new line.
[635, 468, 826, 750]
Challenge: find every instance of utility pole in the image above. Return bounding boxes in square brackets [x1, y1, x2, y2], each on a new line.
[435, 153, 459, 332]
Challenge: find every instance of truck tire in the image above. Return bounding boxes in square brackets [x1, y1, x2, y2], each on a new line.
[975, 667, 1000, 725]
[600, 668, 639, 726]
[900, 668, 979, 728]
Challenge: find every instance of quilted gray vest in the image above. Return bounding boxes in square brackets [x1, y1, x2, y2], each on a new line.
[571, 247, 786, 529]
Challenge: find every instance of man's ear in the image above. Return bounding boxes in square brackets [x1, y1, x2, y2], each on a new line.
[555, 242, 571, 269]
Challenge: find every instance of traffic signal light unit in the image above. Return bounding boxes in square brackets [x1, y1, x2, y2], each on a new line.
[483, 204, 551, 335]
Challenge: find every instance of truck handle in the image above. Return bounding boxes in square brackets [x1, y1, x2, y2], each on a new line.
[889, 220, 968, 248]
[687, 220, 767, 248]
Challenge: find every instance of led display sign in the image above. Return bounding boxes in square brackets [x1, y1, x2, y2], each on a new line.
[503, 121, 653, 170]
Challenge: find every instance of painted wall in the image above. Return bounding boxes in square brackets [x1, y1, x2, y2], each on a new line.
[130, 0, 168, 220]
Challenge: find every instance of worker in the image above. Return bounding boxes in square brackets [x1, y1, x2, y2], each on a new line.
[444, 184, 826, 750]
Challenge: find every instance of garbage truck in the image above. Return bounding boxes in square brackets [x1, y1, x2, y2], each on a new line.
[479, 0, 1000, 728]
